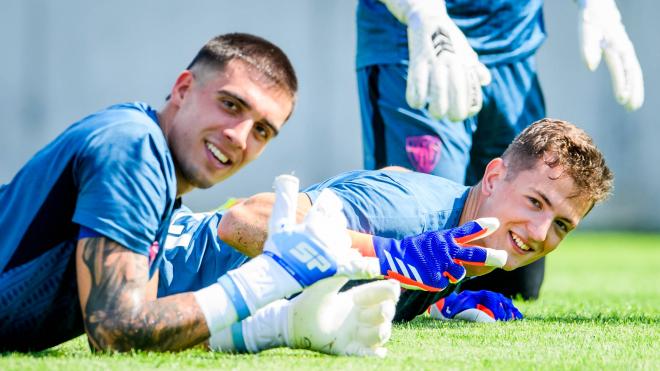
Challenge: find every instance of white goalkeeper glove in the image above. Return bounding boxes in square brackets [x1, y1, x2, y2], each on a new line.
[379, 0, 491, 122]
[210, 276, 401, 357]
[195, 175, 380, 336]
[578, 0, 644, 111]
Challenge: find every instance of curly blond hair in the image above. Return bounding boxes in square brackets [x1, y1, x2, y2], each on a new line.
[502, 118, 613, 205]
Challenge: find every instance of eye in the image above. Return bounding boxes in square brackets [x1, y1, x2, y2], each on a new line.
[253, 122, 273, 141]
[554, 220, 569, 233]
[220, 98, 240, 113]
[528, 197, 542, 210]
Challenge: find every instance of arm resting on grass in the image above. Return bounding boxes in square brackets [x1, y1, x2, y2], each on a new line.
[76, 236, 210, 352]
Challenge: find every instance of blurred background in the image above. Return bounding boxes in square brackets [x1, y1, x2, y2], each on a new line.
[1, 0, 658, 230]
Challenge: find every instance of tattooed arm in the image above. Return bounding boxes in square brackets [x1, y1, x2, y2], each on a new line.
[76, 236, 210, 351]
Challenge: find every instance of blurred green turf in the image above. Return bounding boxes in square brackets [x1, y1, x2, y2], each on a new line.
[2, 232, 659, 370]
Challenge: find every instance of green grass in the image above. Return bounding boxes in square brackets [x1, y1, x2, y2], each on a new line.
[2, 232, 659, 370]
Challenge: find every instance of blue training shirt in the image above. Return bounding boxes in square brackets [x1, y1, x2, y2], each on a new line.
[356, 0, 546, 68]
[304, 169, 470, 322]
[0, 102, 177, 351]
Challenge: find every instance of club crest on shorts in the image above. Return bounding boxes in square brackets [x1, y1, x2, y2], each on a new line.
[405, 135, 442, 173]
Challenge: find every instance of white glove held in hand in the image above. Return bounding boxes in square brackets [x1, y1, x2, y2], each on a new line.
[380, 0, 491, 121]
[211, 277, 401, 357]
[578, 0, 644, 110]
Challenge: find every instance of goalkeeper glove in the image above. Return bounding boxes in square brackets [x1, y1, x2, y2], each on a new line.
[428, 290, 523, 322]
[371, 218, 506, 292]
[379, 0, 491, 121]
[578, 0, 644, 110]
[195, 175, 379, 336]
[210, 276, 401, 357]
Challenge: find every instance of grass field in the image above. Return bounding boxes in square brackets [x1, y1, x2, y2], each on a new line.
[2, 232, 659, 370]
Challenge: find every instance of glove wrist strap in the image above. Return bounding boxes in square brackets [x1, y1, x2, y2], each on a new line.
[209, 299, 290, 353]
[227, 254, 303, 314]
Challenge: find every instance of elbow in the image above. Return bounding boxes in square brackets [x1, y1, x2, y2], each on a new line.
[84, 313, 151, 352]
[218, 193, 273, 257]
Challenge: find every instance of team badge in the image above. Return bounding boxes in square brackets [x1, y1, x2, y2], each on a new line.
[405, 135, 442, 173]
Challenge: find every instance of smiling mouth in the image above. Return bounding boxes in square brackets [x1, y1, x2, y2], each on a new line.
[510, 231, 533, 253]
[206, 142, 230, 165]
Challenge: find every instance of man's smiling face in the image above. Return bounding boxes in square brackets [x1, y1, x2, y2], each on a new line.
[165, 59, 293, 194]
[467, 157, 593, 276]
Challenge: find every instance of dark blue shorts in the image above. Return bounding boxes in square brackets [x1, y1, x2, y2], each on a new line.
[357, 57, 546, 185]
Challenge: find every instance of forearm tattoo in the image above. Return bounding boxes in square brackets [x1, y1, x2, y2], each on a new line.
[80, 237, 209, 351]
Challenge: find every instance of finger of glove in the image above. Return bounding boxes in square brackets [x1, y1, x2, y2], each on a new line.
[450, 217, 499, 244]
[453, 245, 507, 268]
[466, 68, 484, 118]
[428, 63, 449, 119]
[358, 300, 397, 325]
[476, 63, 492, 86]
[447, 63, 469, 122]
[626, 55, 644, 111]
[443, 262, 466, 284]
[512, 306, 524, 320]
[579, 20, 603, 71]
[269, 174, 300, 234]
[406, 27, 430, 110]
[345, 342, 388, 358]
[302, 276, 349, 299]
[480, 295, 509, 320]
[603, 46, 630, 106]
[305, 189, 345, 225]
[624, 52, 644, 110]
[351, 279, 401, 307]
[304, 189, 350, 249]
[338, 255, 382, 279]
[356, 322, 392, 347]
[453, 308, 496, 323]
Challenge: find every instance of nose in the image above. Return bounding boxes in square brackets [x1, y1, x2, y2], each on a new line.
[528, 214, 553, 243]
[223, 118, 252, 150]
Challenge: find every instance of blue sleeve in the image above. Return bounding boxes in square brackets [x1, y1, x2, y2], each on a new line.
[158, 207, 249, 296]
[304, 170, 468, 239]
[72, 122, 173, 257]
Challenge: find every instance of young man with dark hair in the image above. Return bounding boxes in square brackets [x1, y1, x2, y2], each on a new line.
[0, 33, 396, 355]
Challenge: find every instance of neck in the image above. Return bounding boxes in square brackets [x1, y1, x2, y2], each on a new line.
[156, 108, 193, 197]
[459, 183, 481, 225]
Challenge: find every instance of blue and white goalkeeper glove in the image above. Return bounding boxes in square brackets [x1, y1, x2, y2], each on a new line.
[371, 218, 506, 292]
[428, 290, 523, 322]
[195, 175, 379, 337]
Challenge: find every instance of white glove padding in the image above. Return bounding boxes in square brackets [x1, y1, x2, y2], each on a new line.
[286, 276, 401, 357]
[224, 175, 379, 319]
[379, 0, 491, 122]
[578, 0, 644, 111]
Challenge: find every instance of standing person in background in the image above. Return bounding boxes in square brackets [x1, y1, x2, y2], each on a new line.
[355, 0, 643, 299]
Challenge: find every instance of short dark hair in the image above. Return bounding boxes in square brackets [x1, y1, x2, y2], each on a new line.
[502, 118, 613, 205]
[187, 33, 297, 100]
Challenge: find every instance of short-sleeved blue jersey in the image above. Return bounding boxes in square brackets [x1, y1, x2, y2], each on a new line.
[304, 170, 470, 322]
[0, 102, 177, 351]
[356, 0, 546, 68]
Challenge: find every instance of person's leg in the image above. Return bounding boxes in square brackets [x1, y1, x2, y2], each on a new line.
[357, 64, 475, 183]
[461, 57, 547, 299]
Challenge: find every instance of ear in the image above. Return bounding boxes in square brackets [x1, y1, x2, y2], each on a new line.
[169, 70, 194, 106]
[480, 158, 507, 197]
